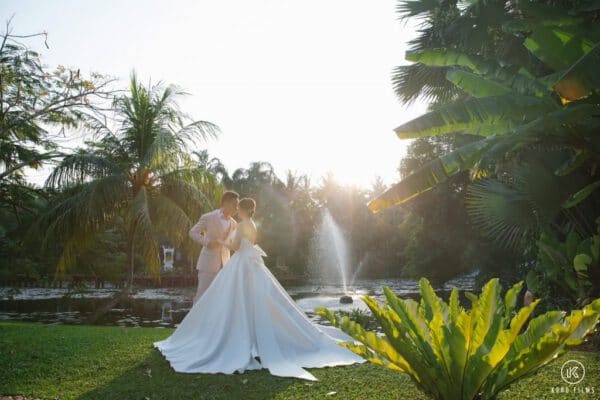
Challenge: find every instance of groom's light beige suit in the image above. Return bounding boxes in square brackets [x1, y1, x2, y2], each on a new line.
[189, 209, 237, 302]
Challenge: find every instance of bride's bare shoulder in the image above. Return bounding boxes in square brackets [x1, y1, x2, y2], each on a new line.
[239, 220, 257, 234]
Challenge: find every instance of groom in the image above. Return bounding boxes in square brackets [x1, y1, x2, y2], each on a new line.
[189, 191, 239, 303]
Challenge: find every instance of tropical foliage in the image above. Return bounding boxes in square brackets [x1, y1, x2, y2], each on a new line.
[0, 19, 510, 286]
[219, 165, 406, 278]
[526, 217, 600, 309]
[317, 278, 600, 400]
[0, 23, 116, 284]
[396, 134, 520, 282]
[371, 0, 600, 253]
[0, 184, 55, 282]
[36, 73, 221, 284]
[363, 0, 600, 307]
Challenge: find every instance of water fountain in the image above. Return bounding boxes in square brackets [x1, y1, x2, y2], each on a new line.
[308, 209, 353, 303]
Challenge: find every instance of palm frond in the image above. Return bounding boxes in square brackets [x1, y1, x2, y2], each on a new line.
[466, 156, 581, 248]
[466, 179, 536, 249]
[396, 0, 440, 19]
[392, 63, 462, 105]
[139, 128, 183, 173]
[149, 193, 193, 247]
[45, 150, 123, 188]
[160, 169, 221, 217]
[54, 234, 97, 276]
[38, 174, 130, 271]
[176, 120, 220, 144]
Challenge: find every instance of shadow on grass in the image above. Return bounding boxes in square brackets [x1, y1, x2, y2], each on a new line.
[3, 322, 599, 400]
[77, 349, 297, 400]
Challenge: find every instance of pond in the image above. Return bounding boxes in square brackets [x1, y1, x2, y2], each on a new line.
[0, 273, 478, 328]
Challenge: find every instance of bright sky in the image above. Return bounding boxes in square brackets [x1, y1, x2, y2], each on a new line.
[4, 0, 427, 188]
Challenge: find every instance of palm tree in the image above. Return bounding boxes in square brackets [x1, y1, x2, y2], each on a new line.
[39, 73, 222, 286]
[192, 150, 231, 185]
[282, 170, 311, 200]
[230, 161, 280, 195]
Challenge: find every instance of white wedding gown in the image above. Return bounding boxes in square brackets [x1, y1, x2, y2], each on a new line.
[154, 238, 365, 381]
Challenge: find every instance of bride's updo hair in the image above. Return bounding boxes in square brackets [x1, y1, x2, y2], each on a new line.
[239, 197, 256, 217]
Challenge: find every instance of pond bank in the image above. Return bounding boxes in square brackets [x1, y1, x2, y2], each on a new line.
[0, 276, 477, 327]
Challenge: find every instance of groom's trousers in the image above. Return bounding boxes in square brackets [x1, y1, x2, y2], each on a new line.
[193, 269, 219, 303]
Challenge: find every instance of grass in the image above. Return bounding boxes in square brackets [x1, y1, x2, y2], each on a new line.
[0, 321, 598, 400]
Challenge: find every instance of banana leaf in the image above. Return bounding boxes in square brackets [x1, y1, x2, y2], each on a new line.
[524, 26, 597, 71]
[408, 49, 550, 96]
[445, 69, 511, 97]
[501, 0, 583, 32]
[405, 49, 489, 72]
[563, 180, 600, 209]
[367, 137, 496, 212]
[393, 95, 557, 139]
[554, 41, 600, 103]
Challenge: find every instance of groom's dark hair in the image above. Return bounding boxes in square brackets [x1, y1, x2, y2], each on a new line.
[221, 190, 239, 205]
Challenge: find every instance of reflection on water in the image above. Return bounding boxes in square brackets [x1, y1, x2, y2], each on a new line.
[0, 272, 478, 328]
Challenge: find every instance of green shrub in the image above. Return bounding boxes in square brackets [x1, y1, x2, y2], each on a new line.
[317, 278, 600, 400]
[527, 219, 600, 309]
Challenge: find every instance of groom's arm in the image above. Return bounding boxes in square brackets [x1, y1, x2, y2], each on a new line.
[189, 213, 210, 247]
[220, 229, 242, 252]
[220, 220, 244, 252]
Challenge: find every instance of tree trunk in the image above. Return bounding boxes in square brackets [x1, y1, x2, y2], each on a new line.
[85, 285, 130, 325]
[128, 240, 135, 286]
[126, 221, 137, 287]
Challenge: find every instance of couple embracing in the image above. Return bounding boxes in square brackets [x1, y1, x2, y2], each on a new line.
[154, 191, 364, 381]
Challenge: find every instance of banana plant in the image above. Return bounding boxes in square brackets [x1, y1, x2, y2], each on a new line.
[316, 278, 600, 400]
[368, 1, 600, 214]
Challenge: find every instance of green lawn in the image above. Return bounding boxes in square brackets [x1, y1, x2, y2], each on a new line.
[0, 322, 598, 400]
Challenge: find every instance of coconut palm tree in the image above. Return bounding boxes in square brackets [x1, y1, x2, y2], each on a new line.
[230, 161, 280, 195]
[39, 73, 222, 286]
[192, 150, 231, 185]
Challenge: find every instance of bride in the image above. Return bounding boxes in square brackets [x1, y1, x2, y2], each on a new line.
[154, 197, 365, 381]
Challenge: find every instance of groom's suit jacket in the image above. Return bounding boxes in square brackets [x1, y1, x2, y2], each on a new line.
[189, 209, 237, 273]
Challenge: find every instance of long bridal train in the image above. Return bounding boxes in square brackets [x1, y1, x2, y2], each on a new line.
[154, 239, 365, 381]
